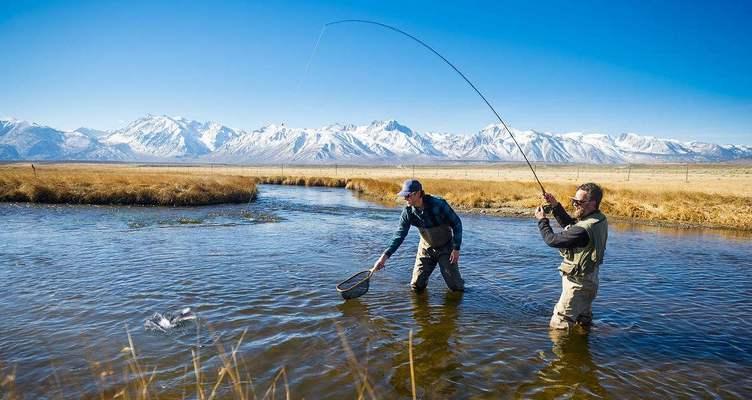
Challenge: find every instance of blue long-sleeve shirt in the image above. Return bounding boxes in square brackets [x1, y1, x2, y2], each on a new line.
[383, 194, 463, 257]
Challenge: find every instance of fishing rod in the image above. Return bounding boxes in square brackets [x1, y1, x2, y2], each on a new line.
[320, 19, 548, 195]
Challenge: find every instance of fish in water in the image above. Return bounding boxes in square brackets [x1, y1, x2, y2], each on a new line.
[144, 307, 196, 332]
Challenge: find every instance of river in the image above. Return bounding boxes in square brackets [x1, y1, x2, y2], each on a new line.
[1, 184, 750, 398]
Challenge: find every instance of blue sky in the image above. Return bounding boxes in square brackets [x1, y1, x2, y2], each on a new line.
[1, 0, 750, 144]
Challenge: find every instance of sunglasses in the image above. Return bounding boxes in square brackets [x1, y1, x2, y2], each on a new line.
[570, 197, 591, 206]
[403, 192, 413, 200]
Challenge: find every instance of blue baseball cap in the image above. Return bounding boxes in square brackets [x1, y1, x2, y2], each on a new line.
[397, 179, 422, 196]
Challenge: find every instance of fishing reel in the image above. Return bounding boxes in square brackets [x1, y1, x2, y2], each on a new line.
[541, 204, 553, 214]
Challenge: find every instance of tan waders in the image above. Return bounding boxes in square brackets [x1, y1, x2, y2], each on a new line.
[550, 269, 599, 329]
[411, 225, 464, 292]
[550, 211, 608, 330]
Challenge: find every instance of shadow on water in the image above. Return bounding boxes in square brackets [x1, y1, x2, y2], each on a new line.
[516, 330, 606, 399]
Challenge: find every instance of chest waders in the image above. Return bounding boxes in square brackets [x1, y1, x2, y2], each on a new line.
[412, 224, 464, 292]
[418, 224, 453, 249]
[550, 211, 608, 329]
[558, 211, 608, 277]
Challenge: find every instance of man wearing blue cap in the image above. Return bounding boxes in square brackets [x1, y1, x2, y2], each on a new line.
[373, 179, 465, 292]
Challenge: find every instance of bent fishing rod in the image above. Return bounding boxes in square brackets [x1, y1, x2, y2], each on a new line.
[320, 19, 547, 194]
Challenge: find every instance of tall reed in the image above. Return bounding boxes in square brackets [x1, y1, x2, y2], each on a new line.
[1, 324, 418, 399]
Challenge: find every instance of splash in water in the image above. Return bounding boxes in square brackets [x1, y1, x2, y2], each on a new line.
[144, 307, 196, 332]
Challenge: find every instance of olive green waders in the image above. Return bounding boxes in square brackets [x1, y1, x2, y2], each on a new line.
[411, 224, 465, 292]
[550, 211, 608, 330]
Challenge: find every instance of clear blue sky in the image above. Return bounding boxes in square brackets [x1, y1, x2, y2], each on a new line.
[1, 0, 750, 144]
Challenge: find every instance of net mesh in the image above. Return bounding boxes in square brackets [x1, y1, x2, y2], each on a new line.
[336, 270, 372, 300]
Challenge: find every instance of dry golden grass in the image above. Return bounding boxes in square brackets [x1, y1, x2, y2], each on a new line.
[1, 362, 16, 399]
[598, 186, 752, 229]
[179, 162, 752, 197]
[2, 162, 751, 229]
[0, 165, 256, 206]
[346, 178, 401, 203]
[256, 175, 347, 187]
[348, 177, 752, 230]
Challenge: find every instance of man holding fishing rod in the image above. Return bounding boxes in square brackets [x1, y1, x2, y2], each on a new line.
[373, 179, 465, 292]
[535, 183, 608, 330]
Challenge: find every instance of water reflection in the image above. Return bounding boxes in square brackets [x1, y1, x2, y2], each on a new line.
[2, 185, 752, 398]
[392, 291, 464, 398]
[517, 330, 606, 398]
[337, 298, 373, 323]
[611, 220, 752, 241]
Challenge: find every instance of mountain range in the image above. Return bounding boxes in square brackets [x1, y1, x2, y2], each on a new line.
[1, 115, 750, 164]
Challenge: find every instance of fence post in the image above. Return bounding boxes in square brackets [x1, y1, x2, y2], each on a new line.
[685, 163, 689, 183]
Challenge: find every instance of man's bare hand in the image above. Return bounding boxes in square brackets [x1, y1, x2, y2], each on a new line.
[373, 254, 388, 271]
[449, 249, 460, 264]
[542, 192, 559, 207]
[535, 205, 547, 220]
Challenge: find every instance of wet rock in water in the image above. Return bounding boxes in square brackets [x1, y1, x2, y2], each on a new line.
[156, 217, 204, 226]
[144, 307, 196, 332]
[128, 221, 148, 229]
[240, 210, 283, 223]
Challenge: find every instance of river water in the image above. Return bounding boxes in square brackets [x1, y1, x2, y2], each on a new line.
[1, 185, 751, 398]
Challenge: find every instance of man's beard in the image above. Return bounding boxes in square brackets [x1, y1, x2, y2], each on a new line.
[574, 207, 585, 219]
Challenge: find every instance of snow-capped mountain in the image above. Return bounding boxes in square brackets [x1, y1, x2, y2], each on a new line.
[0, 119, 129, 160]
[210, 120, 447, 163]
[104, 115, 242, 158]
[73, 127, 109, 140]
[1, 115, 750, 164]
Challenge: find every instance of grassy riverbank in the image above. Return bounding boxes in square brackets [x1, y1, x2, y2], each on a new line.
[1, 162, 750, 230]
[0, 165, 256, 206]
[253, 173, 752, 230]
[346, 177, 752, 230]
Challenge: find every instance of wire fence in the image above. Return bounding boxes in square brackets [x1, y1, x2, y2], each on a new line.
[110, 162, 752, 185]
[6, 161, 751, 190]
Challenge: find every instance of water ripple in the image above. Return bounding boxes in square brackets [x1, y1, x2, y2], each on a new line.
[1, 185, 751, 398]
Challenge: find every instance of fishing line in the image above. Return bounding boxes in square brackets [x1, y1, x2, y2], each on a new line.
[303, 25, 327, 82]
[320, 19, 547, 194]
[290, 25, 327, 119]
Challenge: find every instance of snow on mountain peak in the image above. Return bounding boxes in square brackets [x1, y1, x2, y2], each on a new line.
[1, 115, 750, 164]
[103, 115, 243, 157]
[369, 119, 413, 134]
